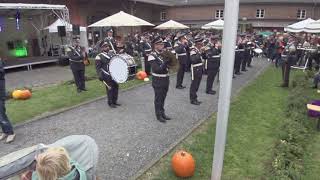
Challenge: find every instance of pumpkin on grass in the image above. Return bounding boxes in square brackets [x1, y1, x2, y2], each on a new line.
[136, 71, 147, 80]
[12, 89, 32, 100]
[12, 90, 23, 100]
[20, 90, 32, 100]
[171, 150, 195, 178]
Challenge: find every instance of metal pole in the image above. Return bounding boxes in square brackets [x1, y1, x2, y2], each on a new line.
[211, 0, 240, 180]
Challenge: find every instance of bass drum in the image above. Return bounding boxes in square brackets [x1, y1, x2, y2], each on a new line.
[109, 54, 137, 83]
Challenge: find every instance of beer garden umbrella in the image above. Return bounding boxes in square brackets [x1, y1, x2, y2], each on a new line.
[284, 18, 315, 33]
[154, 20, 189, 30]
[88, 11, 154, 27]
[201, 19, 224, 30]
[305, 19, 320, 33]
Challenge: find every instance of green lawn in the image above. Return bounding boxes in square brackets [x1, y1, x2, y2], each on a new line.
[7, 63, 146, 124]
[138, 67, 293, 180]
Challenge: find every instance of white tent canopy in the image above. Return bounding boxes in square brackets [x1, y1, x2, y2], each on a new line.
[305, 19, 320, 33]
[154, 20, 189, 30]
[88, 11, 154, 27]
[201, 19, 224, 30]
[284, 18, 315, 32]
[44, 19, 86, 33]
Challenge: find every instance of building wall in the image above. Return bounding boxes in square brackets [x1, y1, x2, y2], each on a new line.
[166, 4, 320, 24]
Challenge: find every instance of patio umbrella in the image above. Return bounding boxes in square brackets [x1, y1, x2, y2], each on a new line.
[284, 18, 315, 33]
[305, 19, 320, 33]
[201, 19, 224, 30]
[88, 11, 154, 27]
[154, 20, 189, 30]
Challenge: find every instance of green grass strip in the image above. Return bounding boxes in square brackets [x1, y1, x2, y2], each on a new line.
[138, 67, 290, 180]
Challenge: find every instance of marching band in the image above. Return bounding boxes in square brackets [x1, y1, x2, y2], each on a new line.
[68, 29, 320, 123]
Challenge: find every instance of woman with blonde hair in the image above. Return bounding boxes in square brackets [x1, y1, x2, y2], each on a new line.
[32, 147, 87, 180]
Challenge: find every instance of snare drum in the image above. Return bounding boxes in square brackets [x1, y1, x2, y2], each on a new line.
[109, 54, 137, 83]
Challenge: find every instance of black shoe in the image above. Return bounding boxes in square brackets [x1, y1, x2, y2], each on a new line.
[191, 100, 201, 105]
[176, 85, 186, 89]
[77, 89, 82, 93]
[162, 114, 171, 120]
[157, 116, 166, 123]
[206, 90, 216, 95]
[81, 88, 88, 91]
[248, 65, 252, 68]
[241, 69, 248, 72]
[109, 104, 117, 108]
[114, 103, 121, 106]
[235, 72, 242, 75]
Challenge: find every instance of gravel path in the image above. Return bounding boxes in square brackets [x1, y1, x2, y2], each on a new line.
[0, 58, 270, 180]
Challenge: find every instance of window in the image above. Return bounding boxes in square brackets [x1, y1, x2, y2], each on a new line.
[160, 11, 167, 21]
[256, 9, 265, 18]
[297, 9, 306, 19]
[215, 9, 224, 19]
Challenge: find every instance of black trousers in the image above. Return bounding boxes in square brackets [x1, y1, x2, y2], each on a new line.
[152, 77, 169, 117]
[0, 100, 13, 135]
[177, 63, 186, 87]
[234, 53, 243, 73]
[247, 55, 253, 67]
[206, 67, 219, 92]
[103, 77, 119, 105]
[242, 54, 249, 70]
[190, 67, 203, 101]
[72, 69, 85, 90]
[144, 55, 151, 75]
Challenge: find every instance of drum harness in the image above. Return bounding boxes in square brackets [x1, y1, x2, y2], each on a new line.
[68, 46, 83, 63]
[99, 52, 112, 89]
[190, 48, 203, 81]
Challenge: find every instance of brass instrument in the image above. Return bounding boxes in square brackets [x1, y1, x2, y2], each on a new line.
[160, 50, 177, 68]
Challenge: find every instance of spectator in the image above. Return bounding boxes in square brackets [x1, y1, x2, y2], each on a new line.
[0, 52, 15, 143]
[32, 147, 87, 180]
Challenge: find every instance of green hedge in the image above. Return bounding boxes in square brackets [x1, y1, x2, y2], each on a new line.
[270, 73, 316, 179]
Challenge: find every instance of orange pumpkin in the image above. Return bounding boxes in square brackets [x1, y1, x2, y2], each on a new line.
[171, 150, 195, 178]
[20, 90, 32, 100]
[136, 71, 147, 80]
[12, 90, 23, 99]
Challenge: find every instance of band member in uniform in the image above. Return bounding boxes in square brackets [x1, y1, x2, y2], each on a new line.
[190, 36, 204, 105]
[205, 36, 221, 95]
[241, 34, 249, 72]
[163, 33, 173, 51]
[95, 42, 120, 108]
[148, 36, 171, 123]
[67, 36, 87, 93]
[140, 35, 152, 75]
[175, 33, 188, 89]
[0, 55, 15, 143]
[234, 35, 244, 75]
[104, 28, 117, 53]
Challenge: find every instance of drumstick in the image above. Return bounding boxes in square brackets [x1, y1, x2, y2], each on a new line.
[103, 81, 111, 90]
